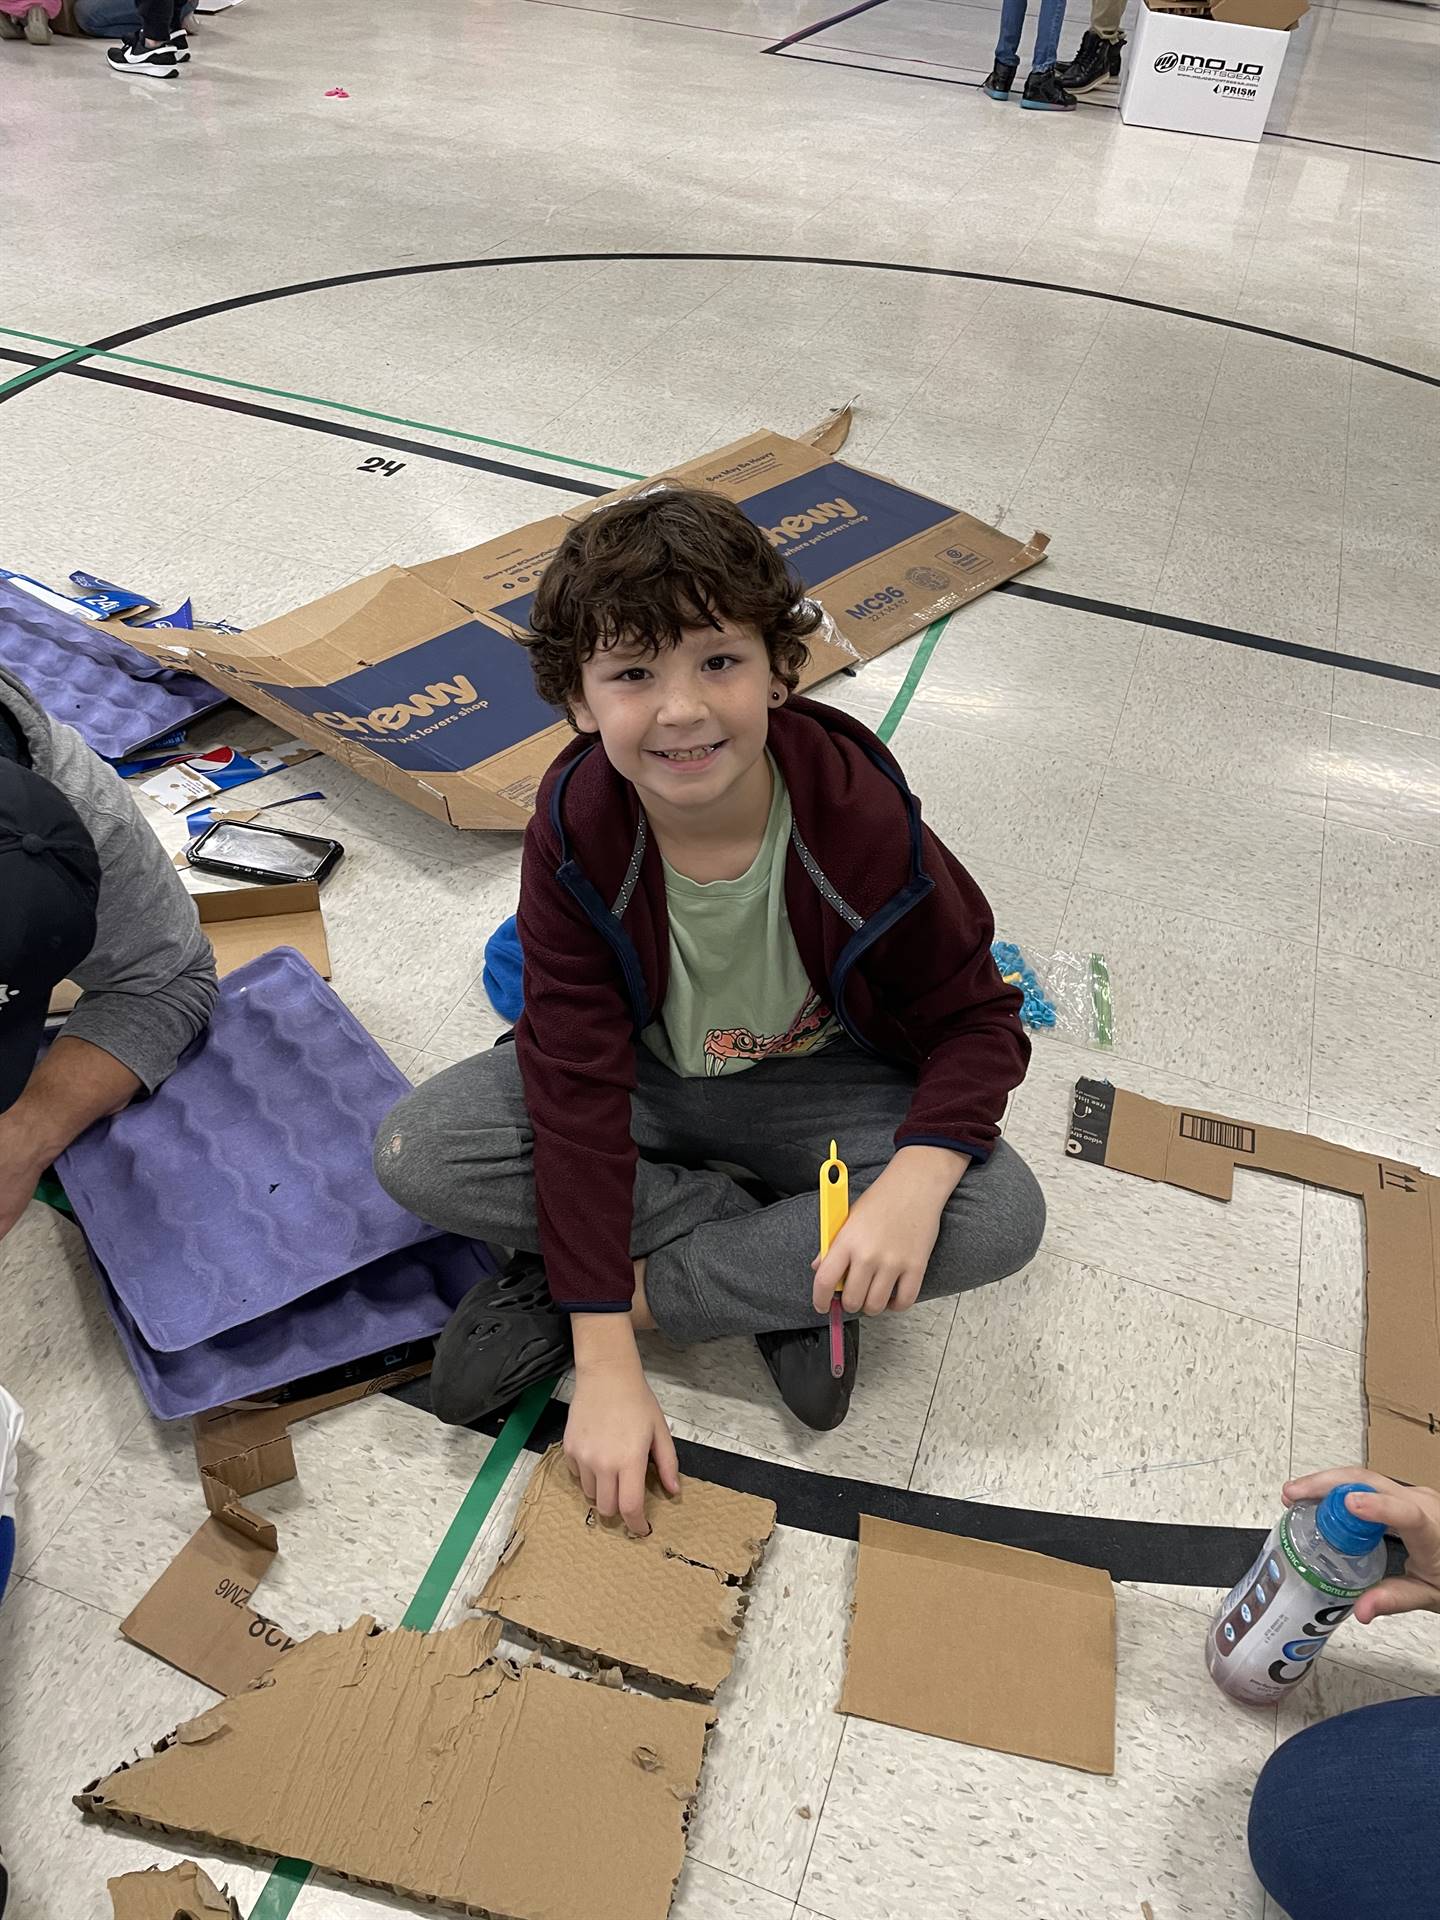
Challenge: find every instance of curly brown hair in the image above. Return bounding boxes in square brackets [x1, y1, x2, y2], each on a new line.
[522, 486, 821, 719]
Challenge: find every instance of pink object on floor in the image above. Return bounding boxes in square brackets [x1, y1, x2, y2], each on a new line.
[0, 0, 61, 16]
[325, 85, 349, 96]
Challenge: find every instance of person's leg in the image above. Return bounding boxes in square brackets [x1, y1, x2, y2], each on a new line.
[374, 1042, 761, 1266]
[1030, 0, 1068, 71]
[72, 0, 142, 31]
[636, 1040, 1046, 1345]
[991, 0, 1026, 68]
[1090, 0, 1125, 39]
[1248, 1695, 1440, 1919]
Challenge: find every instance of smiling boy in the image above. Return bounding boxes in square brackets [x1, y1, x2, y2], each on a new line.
[376, 487, 1045, 1532]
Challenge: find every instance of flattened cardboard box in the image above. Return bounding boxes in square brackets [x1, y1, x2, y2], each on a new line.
[123, 429, 1047, 830]
[473, 1443, 776, 1695]
[840, 1516, 1116, 1774]
[109, 1860, 239, 1920]
[1070, 1079, 1440, 1485]
[78, 1616, 713, 1920]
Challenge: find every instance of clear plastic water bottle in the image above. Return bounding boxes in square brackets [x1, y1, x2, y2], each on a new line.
[1207, 1482, 1388, 1706]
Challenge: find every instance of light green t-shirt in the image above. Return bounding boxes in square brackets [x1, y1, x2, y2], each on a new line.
[642, 760, 837, 1079]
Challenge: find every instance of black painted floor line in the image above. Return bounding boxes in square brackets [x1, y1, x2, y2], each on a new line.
[3, 338, 1436, 696]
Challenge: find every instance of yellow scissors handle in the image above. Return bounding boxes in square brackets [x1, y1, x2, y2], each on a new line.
[818, 1139, 850, 1263]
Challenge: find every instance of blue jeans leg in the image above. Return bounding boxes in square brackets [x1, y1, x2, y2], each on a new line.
[1248, 1696, 1440, 1920]
[71, 0, 142, 31]
[1030, 0, 1069, 70]
[993, 0, 1026, 67]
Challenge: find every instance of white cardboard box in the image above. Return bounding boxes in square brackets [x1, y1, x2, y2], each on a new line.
[1120, 0, 1292, 141]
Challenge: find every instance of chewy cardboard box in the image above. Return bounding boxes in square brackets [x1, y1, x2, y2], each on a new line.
[1121, 0, 1306, 141]
[124, 430, 1047, 830]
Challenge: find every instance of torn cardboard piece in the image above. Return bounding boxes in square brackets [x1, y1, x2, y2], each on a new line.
[839, 1516, 1116, 1774]
[108, 1859, 239, 1919]
[1069, 1079, 1440, 1486]
[120, 429, 1047, 830]
[472, 1443, 776, 1696]
[120, 1366, 428, 1694]
[79, 1616, 714, 1920]
[120, 1517, 297, 1698]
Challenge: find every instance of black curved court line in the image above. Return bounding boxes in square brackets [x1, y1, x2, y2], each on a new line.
[764, 0, 892, 52]
[4, 335, 1439, 694]
[2, 248, 1435, 399]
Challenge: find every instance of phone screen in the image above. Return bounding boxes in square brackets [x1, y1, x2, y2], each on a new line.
[197, 822, 336, 879]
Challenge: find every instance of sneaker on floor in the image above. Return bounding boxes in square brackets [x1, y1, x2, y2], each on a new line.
[1057, 27, 1122, 93]
[430, 1254, 570, 1426]
[22, 5, 51, 41]
[1021, 65, 1077, 109]
[0, 14, 23, 38]
[756, 1318, 859, 1431]
[106, 32, 180, 75]
[982, 59, 1017, 99]
[169, 26, 190, 56]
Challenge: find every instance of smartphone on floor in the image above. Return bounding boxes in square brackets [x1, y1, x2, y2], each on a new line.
[185, 819, 344, 885]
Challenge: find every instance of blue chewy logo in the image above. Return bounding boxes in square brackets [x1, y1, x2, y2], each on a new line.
[256, 621, 557, 774]
[741, 463, 954, 588]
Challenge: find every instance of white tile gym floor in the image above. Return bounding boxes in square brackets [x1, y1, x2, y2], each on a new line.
[2, 0, 1440, 1912]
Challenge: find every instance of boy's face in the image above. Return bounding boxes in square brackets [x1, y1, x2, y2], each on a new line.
[572, 619, 785, 817]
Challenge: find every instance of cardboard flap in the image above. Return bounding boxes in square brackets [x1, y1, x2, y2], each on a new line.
[1210, 0, 1307, 25]
[120, 1518, 296, 1697]
[1072, 1079, 1440, 1483]
[473, 1444, 776, 1695]
[802, 405, 854, 454]
[840, 1517, 1116, 1774]
[79, 1617, 713, 1920]
[108, 1860, 240, 1919]
[197, 884, 331, 980]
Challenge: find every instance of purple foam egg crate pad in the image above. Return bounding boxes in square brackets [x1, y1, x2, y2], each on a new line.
[91, 1232, 495, 1420]
[56, 946, 441, 1352]
[0, 579, 225, 758]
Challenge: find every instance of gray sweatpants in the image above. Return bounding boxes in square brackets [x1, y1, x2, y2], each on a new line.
[375, 1038, 1046, 1345]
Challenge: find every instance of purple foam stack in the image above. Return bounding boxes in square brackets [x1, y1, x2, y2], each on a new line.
[0, 579, 225, 757]
[57, 948, 493, 1417]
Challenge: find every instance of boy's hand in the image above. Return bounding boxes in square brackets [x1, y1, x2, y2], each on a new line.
[811, 1146, 970, 1317]
[1285, 1468, 1440, 1623]
[565, 1316, 679, 1535]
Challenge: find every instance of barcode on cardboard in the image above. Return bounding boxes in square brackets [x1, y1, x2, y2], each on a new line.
[1180, 1114, 1256, 1153]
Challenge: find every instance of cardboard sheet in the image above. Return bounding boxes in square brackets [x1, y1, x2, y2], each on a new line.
[121, 1366, 428, 1694]
[119, 429, 1048, 829]
[195, 881, 331, 978]
[839, 1516, 1116, 1774]
[1069, 1079, 1440, 1485]
[78, 1617, 714, 1920]
[473, 1443, 776, 1695]
[108, 1859, 239, 1919]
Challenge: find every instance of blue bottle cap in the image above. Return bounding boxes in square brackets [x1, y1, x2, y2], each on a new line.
[1316, 1482, 1386, 1557]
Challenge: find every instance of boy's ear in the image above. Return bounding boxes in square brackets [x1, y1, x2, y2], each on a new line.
[768, 675, 789, 709]
[571, 694, 600, 735]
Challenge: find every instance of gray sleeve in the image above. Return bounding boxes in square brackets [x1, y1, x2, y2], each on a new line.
[47, 722, 218, 1091]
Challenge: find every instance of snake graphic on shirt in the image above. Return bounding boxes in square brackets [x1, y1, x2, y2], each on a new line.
[703, 989, 833, 1076]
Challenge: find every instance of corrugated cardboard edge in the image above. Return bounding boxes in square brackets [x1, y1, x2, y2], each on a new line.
[801, 405, 854, 454]
[471, 1445, 777, 1698]
[108, 1859, 240, 1919]
[76, 1616, 716, 1920]
[1068, 1078, 1440, 1485]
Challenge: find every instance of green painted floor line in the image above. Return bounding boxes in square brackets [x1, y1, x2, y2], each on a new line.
[876, 615, 950, 744]
[0, 322, 641, 483]
[244, 1374, 556, 1920]
[0, 346, 91, 401]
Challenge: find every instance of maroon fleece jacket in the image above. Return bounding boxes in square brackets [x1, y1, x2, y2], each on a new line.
[515, 696, 1029, 1310]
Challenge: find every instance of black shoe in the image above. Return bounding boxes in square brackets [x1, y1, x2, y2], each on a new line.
[1021, 65, 1077, 110]
[169, 26, 190, 57]
[1057, 28, 1122, 93]
[430, 1255, 570, 1426]
[106, 32, 180, 75]
[756, 1319, 859, 1431]
[982, 59, 1017, 99]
